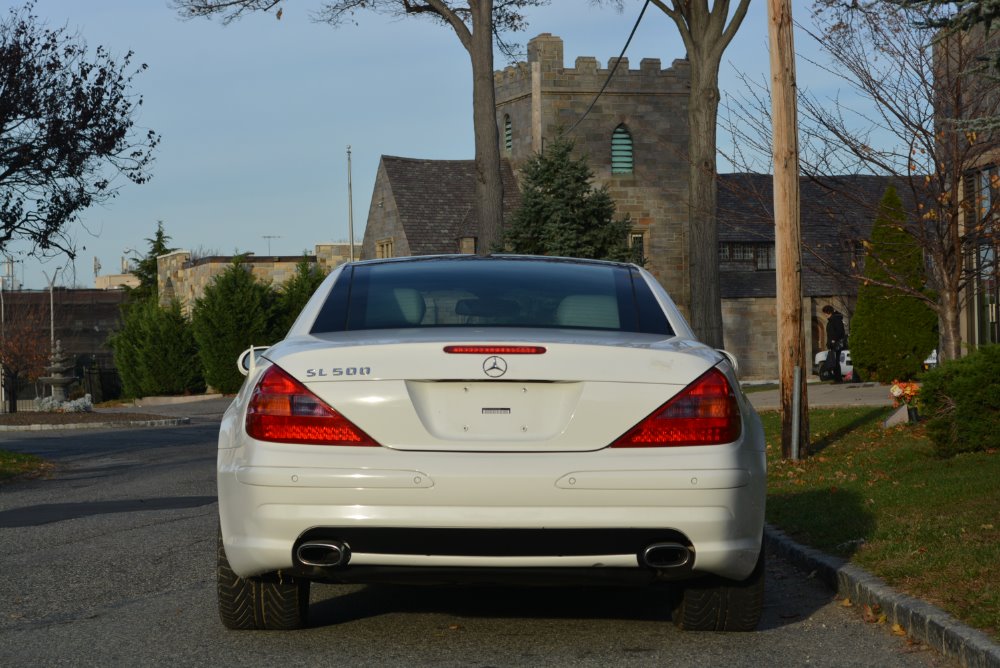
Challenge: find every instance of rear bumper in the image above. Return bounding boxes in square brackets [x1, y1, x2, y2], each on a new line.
[218, 443, 766, 582]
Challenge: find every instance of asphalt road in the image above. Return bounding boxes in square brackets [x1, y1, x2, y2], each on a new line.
[0, 407, 954, 667]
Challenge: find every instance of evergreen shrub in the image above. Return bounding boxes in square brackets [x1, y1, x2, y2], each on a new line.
[850, 185, 937, 381]
[503, 137, 633, 261]
[920, 345, 1000, 457]
[272, 257, 327, 336]
[110, 298, 204, 397]
[191, 260, 277, 394]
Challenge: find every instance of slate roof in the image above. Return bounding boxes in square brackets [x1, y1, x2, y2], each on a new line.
[381, 156, 522, 255]
[717, 173, 905, 299]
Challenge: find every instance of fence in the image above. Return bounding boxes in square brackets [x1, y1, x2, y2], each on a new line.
[0, 357, 122, 413]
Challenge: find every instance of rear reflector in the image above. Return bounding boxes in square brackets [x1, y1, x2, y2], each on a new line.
[246, 364, 378, 446]
[611, 368, 741, 447]
[443, 345, 547, 355]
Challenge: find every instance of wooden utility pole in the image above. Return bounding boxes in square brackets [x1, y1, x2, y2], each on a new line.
[768, 0, 809, 459]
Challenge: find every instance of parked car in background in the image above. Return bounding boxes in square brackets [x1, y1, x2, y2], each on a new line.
[814, 349, 857, 382]
[216, 255, 767, 632]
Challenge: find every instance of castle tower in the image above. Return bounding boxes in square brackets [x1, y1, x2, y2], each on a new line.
[494, 34, 693, 312]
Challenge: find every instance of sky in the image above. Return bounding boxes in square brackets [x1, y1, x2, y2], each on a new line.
[4, 0, 833, 290]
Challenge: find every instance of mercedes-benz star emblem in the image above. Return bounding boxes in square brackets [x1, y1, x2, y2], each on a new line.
[482, 356, 508, 378]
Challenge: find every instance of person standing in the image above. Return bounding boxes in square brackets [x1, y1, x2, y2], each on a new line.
[822, 305, 847, 383]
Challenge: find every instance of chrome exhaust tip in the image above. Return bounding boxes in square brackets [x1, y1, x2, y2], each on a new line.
[641, 542, 691, 569]
[296, 540, 350, 567]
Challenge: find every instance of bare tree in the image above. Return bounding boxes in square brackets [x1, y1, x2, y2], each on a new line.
[647, 0, 752, 349]
[0, 2, 159, 258]
[0, 298, 48, 413]
[722, 2, 1000, 362]
[174, 0, 548, 255]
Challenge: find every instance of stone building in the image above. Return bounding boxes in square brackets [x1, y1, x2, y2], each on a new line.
[359, 34, 895, 379]
[945, 28, 1000, 350]
[494, 33, 692, 308]
[156, 243, 359, 312]
[717, 173, 896, 378]
[361, 158, 521, 259]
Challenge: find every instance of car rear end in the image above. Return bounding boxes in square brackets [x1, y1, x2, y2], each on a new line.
[216, 256, 767, 630]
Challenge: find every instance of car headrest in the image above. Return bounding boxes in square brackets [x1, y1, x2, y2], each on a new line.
[366, 287, 426, 327]
[555, 294, 620, 329]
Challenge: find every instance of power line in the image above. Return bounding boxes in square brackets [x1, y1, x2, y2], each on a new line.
[561, 0, 653, 139]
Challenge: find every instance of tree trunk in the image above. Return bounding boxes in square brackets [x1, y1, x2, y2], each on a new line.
[469, 1, 504, 255]
[686, 61, 724, 349]
[4, 371, 17, 414]
[939, 285, 963, 362]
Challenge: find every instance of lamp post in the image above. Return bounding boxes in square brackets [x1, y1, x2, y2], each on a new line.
[42, 267, 61, 351]
[347, 145, 355, 262]
[0, 276, 4, 413]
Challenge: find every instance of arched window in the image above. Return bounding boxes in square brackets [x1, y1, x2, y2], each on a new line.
[611, 124, 633, 174]
[504, 114, 512, 153]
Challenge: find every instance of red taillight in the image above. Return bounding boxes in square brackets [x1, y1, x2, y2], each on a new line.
[443, 345, 547, 355]
[611, 368, 742, 447]
[245, 365, 378, 446]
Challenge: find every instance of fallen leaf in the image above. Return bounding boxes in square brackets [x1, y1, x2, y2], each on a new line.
[448, 624, 463, 631]
[841, 597, 853, 608]
[892, 623, 907, 636]
[862, 604, 882, 623]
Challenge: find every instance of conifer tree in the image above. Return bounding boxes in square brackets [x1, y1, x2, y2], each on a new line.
[126, 221, 175, 303]
[850, 185, 938, 381]
[191, 259, 277, 393]
[110, 298, 204, 397]
[138, 299, 205, 395]
[504, 137, 632, 262]
[273, 257, 327, 337]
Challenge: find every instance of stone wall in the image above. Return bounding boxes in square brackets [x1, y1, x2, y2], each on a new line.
[360, 160, 410, 260]
[1, 289, 126, 364]
[722, 296, 857, 380]
[158, 244, 358, 312]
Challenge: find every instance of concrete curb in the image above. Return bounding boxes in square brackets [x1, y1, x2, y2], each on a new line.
[0, 417, 190, 432]
[129, 394, 224, 407]
[765, 524, 1000, 668]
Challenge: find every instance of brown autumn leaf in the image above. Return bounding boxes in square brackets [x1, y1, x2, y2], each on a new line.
[862, 604, 881, 623]
[841, 597, 853, 608]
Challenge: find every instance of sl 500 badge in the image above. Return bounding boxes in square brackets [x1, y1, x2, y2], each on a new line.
[305, 367, 371, 378]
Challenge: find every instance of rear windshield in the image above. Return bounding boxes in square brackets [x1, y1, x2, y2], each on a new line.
[311, 258, 673, 336]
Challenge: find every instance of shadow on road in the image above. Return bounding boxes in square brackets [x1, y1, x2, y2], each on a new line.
[304, 553, 828, 632]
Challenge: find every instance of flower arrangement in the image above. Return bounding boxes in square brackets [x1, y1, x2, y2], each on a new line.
[34, 394, 93, 413]
[889, 380, 920, 408]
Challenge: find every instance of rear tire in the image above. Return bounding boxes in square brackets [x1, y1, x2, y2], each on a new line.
[672, 545, 765, 632]
[217, 529, 310, 630]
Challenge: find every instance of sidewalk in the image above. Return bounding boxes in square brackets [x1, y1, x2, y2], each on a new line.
[747, 380, 894, 411]
[0, 394, 233, 432]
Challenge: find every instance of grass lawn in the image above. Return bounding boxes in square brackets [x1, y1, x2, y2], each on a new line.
[0, 450, 51, 482]
[761, 406, 1000, 643]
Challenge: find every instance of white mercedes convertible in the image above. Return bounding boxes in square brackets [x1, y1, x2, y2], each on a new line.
[217, 255, 767, 631]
